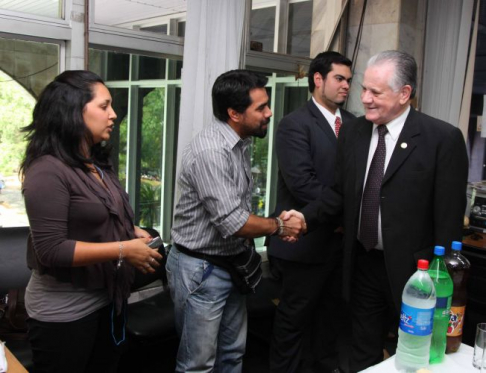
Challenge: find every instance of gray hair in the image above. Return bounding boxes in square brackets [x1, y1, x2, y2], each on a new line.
[367, 50, 417, 99]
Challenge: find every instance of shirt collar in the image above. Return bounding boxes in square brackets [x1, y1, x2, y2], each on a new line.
[374, 105, 410, 141]
[312, 96, 341, 124]
[213, 119, 252, 150]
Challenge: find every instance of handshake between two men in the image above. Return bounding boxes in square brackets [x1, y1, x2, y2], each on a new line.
[277, 210, 307, 243]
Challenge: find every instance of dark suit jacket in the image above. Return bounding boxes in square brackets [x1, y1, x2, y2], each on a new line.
[268, 99, 355, 263]
[302, 107, 468, 308]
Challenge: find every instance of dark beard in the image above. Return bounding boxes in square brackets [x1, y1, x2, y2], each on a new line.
[254, 119, 270, 138]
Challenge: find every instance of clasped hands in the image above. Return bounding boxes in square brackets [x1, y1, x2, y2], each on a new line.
[277, 210, 307, 243]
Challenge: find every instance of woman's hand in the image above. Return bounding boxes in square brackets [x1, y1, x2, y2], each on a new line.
[123, 237, 163, 274]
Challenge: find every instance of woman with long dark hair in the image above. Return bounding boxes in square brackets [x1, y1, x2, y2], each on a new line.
[20, 70, 162, 373]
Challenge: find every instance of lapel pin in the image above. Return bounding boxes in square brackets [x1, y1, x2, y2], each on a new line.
[401, 142, 408, 149]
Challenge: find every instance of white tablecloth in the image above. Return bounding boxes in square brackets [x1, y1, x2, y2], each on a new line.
[361, 343, 476, 372]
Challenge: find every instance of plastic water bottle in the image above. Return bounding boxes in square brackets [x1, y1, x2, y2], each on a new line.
[395, 259, 436, 372]
[445, 241, 471, 353]
[428, 246, 453, 364]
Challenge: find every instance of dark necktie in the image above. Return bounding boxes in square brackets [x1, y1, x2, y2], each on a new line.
[359, 125, 388, 250]
[335, 116, 342, 137]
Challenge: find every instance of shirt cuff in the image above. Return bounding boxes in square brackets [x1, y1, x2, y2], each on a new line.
[214, 208, 251, 239]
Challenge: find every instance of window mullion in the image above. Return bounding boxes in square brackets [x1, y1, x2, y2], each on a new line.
[160, 85, 177, 241]
[276, 0, 290, 54]
[266, 79, 285, 216]
[127, 55, 141, 218]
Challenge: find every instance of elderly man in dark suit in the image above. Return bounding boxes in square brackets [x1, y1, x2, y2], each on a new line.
[285, 50, 468, 372]
[268, 51, 354, 373]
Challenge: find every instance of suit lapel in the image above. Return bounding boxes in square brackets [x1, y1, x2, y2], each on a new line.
[382, 108, 420, 185]
[307, 100, 338, 146]
[341, 110, 355, 124]
[354, 120, 373, 196]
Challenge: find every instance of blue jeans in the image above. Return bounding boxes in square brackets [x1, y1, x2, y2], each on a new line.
[166, 245, 247, 373]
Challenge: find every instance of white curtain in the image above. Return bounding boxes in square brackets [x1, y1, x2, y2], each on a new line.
[421, 0, 474, 127]
[459, 0, 480, 142]
[175, 0, 246, 180]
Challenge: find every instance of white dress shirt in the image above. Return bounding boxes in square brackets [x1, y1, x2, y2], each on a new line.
[359, 106, 411, 250]
[312, 97, 342, 137]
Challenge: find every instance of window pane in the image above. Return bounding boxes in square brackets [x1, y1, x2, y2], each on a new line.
[250, 87, 272, 217]
[140, 24, 168, 35]
[177, 22, 186, 37]
[89, 49, 130, 81]
[108, 88, 129, 186]
[284, 86, 309, 115]
[249, 82, 309, 221]
[93, 0, 187, 36]
[0, 37, 59, 227]
[250, 6, 276, 52]
[0, 0, 63, 19]
[251, 136, 269, 216]
[467, 15, 486, 185]
[287, 0, 313, 57]
[0, 37, 59, 97]
[138, 88, 165, 230]
[138, 56, 166, 80]
[88, 49, 105, 79]
[0, 71, 33, 228]
[88, 47, 180, 238]
[175, 60, 183, 79]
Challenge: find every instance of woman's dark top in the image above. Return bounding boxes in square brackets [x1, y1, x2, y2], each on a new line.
[23, 155, 136, 317]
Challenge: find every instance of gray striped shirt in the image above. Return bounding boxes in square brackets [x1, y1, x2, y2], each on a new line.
[171, 119, 253, 256]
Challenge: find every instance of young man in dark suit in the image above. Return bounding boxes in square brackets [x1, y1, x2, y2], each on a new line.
[268, 51, 354, 373]
[285, 50, 468, 372]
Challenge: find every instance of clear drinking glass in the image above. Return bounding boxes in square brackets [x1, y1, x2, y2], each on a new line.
[481, 345, 486, 373]
[473, 323, 486, 369]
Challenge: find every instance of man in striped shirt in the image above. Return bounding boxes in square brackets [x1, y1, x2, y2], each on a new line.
[167, 70, 305, 373]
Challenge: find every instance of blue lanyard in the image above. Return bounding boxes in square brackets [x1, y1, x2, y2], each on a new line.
[94, 165, 104, 180]
[111, 302, 127, 346]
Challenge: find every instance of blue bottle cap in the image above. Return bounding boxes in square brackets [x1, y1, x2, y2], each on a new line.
[451, 241, 462, 251]
[434, 246, 445, 256]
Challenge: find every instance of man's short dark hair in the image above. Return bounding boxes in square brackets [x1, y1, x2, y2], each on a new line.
[212, 70, 268, 122]
[307, 51, 352, 93]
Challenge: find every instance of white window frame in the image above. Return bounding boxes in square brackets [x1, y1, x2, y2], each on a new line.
[88, 0, 185, 59]
[0, 5, 72, 41]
